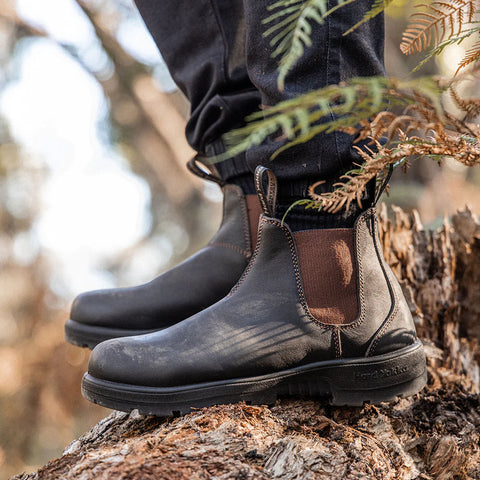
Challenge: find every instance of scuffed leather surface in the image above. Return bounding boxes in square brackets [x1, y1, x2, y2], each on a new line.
[365, 233, 417, 356]
[89, 217, 334, 387]
[88, 209, 419, 387]
[338, 209, 416, 357]
[71, 186, 252, 330]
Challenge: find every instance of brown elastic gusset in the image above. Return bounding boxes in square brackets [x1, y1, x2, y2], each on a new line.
[294, 228, 358, 325]
[246, 194, 262, 251]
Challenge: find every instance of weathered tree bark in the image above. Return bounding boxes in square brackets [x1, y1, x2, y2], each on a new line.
[12, 206, 480, 480]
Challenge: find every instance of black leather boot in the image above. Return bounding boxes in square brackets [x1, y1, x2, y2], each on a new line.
[65, 157, 261, 349]
[82, 167, 427, 414]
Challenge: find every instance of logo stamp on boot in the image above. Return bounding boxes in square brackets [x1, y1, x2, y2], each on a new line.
[354, 365, 409, 381]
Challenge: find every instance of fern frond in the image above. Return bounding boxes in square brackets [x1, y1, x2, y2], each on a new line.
[301, 129, 480, 214]
[263, 0, 357, 91]
[264, 0, 400, 88]
[400, 0, 477, 55]
[220, 73, 480, 216]
[456, 40, 480, 72]
[294, 86, 480, 214]
[411, 24, 480, 72]
[219, 76, 444, 162]
[450, 86, 480, 117]
[343, 0, 396, 36]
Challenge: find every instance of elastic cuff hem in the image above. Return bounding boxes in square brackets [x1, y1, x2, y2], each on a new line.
[204, 139, 252, 182]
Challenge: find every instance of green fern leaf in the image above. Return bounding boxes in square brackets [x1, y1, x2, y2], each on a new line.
[219, 76, 444, 163]
[263, 0, 402, 89]
[343, 0, 396, 36]
[264, 0, 355, 91]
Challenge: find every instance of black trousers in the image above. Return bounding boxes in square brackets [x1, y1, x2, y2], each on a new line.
[134, 0, 385, 224]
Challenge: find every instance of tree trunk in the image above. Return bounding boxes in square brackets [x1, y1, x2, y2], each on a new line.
[12, 206, 480, 480]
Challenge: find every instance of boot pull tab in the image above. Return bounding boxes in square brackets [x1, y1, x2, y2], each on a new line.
[186, 156, 226, 187]
[373, 164, 394, 205]
[254, 166, 278, 217]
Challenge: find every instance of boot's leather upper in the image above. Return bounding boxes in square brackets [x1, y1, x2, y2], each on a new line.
[71, 184, 256, 330]
[88, 168, 417, 387]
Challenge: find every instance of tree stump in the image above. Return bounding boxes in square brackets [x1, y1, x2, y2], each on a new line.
[12, 206, 480, 480]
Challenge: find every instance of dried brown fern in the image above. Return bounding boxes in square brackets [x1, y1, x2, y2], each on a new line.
[450, 85, 480, 117]
[301, 86, 480, 214]
[400, 0, 477, 55]
[456, 40, 480, 72]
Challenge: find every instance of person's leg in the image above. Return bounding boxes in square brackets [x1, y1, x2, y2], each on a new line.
[134, 0, 383, 215]
[133, 0, 260, 192]
[83, 1, 426, 413]
[242, 0, 385, 229]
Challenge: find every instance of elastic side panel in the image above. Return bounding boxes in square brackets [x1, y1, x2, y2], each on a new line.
[245, 194, 262, 251]
[294, 228, 358, 325]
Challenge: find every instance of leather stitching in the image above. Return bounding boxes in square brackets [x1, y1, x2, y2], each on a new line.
[208, 242, 251, 258]
[228, 218, 265, 297]
[235, 186, 253, 255]
[294, 211, 370, 332]
[334, 328, 341, 359]
[255, 173, 270, 216]
[263, 210, 392, 349]
[266, 170, 277, 216]
[331, 209, 375, 331]
[230, 212, 391, 356]
[293, 211, 370, 332]
[263, 216, 371, 332]
[210, 185, 251, 256]
[366, 215, 401, 356]
[225, 184, 251, 254]
[261, 218, 339, 332]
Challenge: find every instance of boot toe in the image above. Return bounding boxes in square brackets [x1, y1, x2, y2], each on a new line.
[70, 288, 157, 328]
[88, 335, 171, 386]
[89, 337, 136, 384]
[70, 290, 117, 325]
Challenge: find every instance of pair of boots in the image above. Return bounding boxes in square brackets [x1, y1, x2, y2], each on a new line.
[66, 162, 426, 416]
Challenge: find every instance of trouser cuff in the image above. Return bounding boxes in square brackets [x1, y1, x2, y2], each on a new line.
[204, 139, 255, 194]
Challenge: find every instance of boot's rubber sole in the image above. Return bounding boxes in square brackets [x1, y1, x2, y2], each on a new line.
[82, 340, 427, 415]
[65, 319, 159, 349]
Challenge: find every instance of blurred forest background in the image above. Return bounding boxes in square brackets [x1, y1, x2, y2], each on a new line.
[0, 0, 480, 478]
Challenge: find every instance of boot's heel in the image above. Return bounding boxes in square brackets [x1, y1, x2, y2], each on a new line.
[324, 340, 427, 406]
[329, 369, 427, 406]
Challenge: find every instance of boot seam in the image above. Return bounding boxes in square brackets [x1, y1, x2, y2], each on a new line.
[274, 216, 365, 331]
[231, 214, 391, 340]
[211, 184, 252, 256]
[255, 173, 270, 215]
[365, 216, 399, 356]
[208, 242, 251, 258]
[228, 217, 265, 296]
[225, 184, 252, 255]
[336, 209, 387, 332]
[364, 215, 400, 357]
[260, 218, 339, 332]
[334, 328, 342, 359]
[265, 212, 391, 337]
